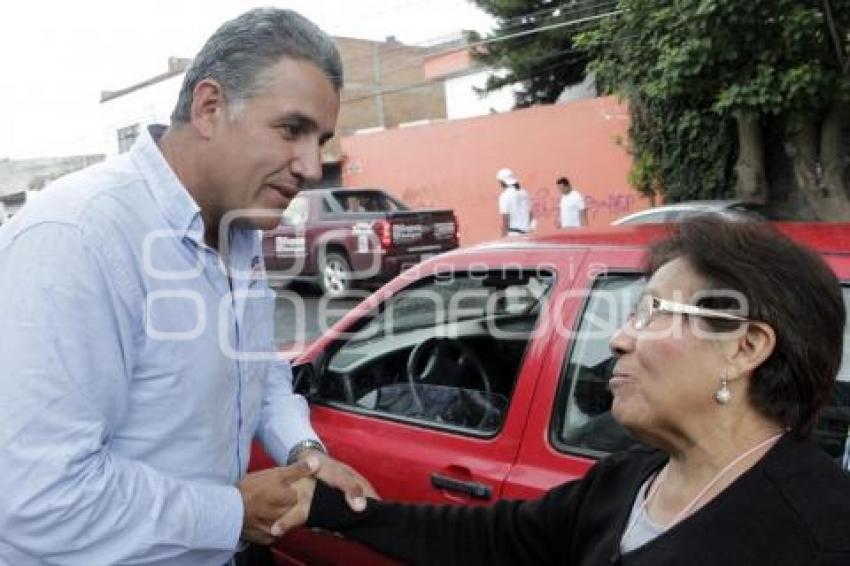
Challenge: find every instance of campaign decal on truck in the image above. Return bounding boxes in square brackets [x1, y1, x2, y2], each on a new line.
[433, 221, 456, 239]
[352, 222, 374, 254]
[275, 236, 306, 256]
[392, 223, 425, 243]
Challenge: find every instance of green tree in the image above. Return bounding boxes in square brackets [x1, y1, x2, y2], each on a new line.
[579, 0, 850, 219]
[467, 0, 619, 107]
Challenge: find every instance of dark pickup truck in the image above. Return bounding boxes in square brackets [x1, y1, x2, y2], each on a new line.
[262, 188, 459, 297]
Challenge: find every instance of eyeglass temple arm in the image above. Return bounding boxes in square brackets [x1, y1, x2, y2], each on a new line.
[656, 298, 749, 321]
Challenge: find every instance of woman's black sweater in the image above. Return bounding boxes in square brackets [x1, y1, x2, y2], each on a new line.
[307, 436, 850, 565]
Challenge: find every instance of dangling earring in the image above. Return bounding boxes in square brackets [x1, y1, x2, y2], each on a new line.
[715, 372, 732, 405]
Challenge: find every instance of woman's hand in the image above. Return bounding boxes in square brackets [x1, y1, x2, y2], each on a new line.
[311, 452, 377, 511]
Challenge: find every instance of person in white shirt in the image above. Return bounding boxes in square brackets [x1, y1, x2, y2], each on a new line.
[557, 176, 588, 228]
[496, 168, 535, 237]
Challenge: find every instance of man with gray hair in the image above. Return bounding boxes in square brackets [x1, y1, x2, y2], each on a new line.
[0, 8, 373, 565]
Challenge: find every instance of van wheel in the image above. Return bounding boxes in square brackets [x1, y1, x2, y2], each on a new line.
[319, 251, 352, 298]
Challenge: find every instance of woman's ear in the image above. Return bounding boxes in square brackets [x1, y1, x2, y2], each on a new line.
[729, 321, 776, 377]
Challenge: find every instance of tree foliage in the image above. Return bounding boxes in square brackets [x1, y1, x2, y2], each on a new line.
[578, 0, 850, 216]
[467, 0, 618, 107]
[469, 1, 850, 217]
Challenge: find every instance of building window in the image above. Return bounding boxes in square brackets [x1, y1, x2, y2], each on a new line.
[117, 124, 140, 153]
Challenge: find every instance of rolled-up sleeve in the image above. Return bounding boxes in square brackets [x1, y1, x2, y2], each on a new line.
[0, 223, 243, 564]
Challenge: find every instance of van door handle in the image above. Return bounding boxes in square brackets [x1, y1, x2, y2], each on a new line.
[430, 473, 492, 500]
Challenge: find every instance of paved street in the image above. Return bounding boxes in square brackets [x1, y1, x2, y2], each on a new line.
[272, 282, 365, 348]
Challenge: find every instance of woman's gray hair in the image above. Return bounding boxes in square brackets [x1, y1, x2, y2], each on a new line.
[171, 8, 343, 124]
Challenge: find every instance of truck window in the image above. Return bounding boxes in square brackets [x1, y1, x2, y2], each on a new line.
[330, 191, 404, 213]
[281, 195, 308, 225]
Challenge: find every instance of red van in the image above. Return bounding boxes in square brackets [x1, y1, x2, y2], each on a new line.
[252, 224, 850, 565]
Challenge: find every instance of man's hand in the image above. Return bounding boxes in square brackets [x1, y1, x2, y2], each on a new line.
[296, 449, 378, 512]
[238, 458, 319, 545]
[270, 476, 317, 537]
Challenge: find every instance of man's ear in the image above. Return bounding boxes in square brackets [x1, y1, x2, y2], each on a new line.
[730, 321, 776, 378]
[190, 79, 227, 139]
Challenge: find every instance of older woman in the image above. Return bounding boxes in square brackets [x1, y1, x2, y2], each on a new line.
[279, 217, 850, 565]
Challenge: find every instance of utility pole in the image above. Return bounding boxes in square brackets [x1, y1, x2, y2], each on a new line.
[372, 42, 386, 128]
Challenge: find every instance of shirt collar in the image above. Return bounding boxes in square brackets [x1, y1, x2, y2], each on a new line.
[130, 124, 205, 244]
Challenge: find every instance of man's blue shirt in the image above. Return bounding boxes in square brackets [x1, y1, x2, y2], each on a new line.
[0, 127, 319, 565]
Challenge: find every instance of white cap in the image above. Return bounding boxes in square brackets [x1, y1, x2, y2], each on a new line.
[496, 168, 518, 186]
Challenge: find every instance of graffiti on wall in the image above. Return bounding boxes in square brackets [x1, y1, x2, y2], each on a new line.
[531, 186, 638, 220]
[398, 184, 639, 222]
[584, 193, 638, 217]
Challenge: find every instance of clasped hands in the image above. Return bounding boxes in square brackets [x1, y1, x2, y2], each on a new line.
[238, 450, 376, 545]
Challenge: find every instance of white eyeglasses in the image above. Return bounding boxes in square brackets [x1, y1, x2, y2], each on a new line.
[629, 294, 750, 330]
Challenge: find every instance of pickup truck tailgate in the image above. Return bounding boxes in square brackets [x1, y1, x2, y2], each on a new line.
[388, 209, 457, 255]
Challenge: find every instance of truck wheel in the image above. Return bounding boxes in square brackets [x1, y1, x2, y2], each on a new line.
[319, 251, 352, 298]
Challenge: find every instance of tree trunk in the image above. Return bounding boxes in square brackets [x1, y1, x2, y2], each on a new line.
[788, 118, 823, 206]
[762, 118, 808, 218]
[733, 112, 768, 203]
[787, 109, 850, 221]
[821, 101, 849, 202]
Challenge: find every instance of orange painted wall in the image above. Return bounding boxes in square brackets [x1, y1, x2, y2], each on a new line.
[340, 96, 649, 246]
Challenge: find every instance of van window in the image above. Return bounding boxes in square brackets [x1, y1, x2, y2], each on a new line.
[312, 269, 554, 435]
[554, 275, 850, 466]
[553, 275, 643, 456]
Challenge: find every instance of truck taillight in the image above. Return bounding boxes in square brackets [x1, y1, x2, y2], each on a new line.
[373, 219, 392, 249]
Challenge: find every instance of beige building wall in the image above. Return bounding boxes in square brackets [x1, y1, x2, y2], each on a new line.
[328, 37, 446, 162]
[99, 39, 447, 170]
